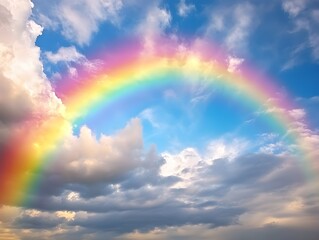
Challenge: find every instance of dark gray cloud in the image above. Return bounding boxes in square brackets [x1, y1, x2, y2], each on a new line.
[71, 206, 244, 233]
[208, 153, 282, 185]
[212, 225, 319, 240]
[12, 150, 309, 240]
[14, 212, 63, 229]
[0, 73, 33, 151]
[0, 74, 32, 124]
[3, 119, 315, 239]
[185, 153, 303, 202]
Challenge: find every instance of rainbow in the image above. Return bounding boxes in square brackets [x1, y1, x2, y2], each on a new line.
[0, 38, 314, 206]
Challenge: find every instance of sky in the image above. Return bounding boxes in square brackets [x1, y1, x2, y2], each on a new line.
[0, 0, 319, 239]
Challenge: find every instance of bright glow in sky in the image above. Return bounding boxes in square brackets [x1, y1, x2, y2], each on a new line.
[1, 0, 319, 239]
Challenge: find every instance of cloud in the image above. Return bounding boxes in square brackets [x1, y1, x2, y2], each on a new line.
[44, 45, 103, 77]
[4, 111, 306, 238]
[117, 224, 319, 240]
[227, 55, 244, 72]
[0, 0, 63, 149]
[177, 0, 195, 17]
[289, 108, 306, 120]
[72, 205, 243, 233]
[136, 5, 171, 53]
[206, 2, 256, 55]
[205, 138, 248, 162]
[45, 46, 85, 64]
[281, 42, 307, 71]
[160, 138, 248, 188]
[47, 118, 144, 184]
[139, 108, 161, 129]
[34, 0, 123, 45]
[161, 148, 201, 187]
[14, 209, 63, 229]
[282, 0, 307, 17]
[282, 0, 319, 62]
[259, 103, 319, 163]
[8, 145, 313, 239]
[225, 3, 255, 53]
[207, 153, 283, 186]
[0, 73, 33, 124]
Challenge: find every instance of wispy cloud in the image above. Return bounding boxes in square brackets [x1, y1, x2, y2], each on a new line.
[282, 0, 307, 17]
[282, 0, 319, 63]
[177, 0, 195, 17]
[44, 46, 102, 77]
[34, 0, 123, 45]
[45, 46, 85, 64]
[206, 2, 256, 55]
[139, 108, 161, 129]
[136, 5, 171, 53]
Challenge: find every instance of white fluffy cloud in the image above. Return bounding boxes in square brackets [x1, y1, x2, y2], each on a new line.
[161, 148, 201, 187]
[48, 118, 145, 183]
[160, 137, 249, 189]
[0, 0, 63, 146]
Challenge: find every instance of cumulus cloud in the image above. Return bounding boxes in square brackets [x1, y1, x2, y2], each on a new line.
[48, 118, 144, 184]
[0, 0, 62, 149]
[0, 1, 61, 111]
[0, 73, 32, 125]
[161, 148, 201, 187]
